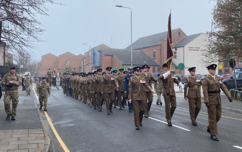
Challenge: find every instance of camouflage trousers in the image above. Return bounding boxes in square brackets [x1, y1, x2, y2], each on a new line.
[26, 85, 31, 94]
[39, 95, 48, 110]
[4, 90, 19, 116]
[156, 92, 163, 103]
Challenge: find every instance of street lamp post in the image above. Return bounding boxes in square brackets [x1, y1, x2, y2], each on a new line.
[116, 5, 133, 67]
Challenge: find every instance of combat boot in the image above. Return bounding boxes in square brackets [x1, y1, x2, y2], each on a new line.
[11, 116, 15, 120]
[6, 114, 11, 120]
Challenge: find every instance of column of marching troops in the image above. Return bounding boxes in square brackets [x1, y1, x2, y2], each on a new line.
[58, 63, 233, 141]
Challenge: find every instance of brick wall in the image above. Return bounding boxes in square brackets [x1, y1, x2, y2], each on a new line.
[68, 54, 85, 72]
[38, 53, 57, 77]
[58, 52, 76, 71]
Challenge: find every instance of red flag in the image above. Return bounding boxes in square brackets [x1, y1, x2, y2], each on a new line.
[166, 13, 174, 70]
[166, 12, 174, 93]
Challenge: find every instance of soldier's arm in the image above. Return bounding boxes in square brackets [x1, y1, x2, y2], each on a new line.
[13, 75, 22, 86]
[184, 78, 188, 98]
[1, 75, 7, 86]
[149, 74, 157, 82]
[173, 78, 180, 85]
[219, 78, 232, 98]
[37, 84, 40, 94]
[48, 84, 51, 95]
[202, 78, 209, 103]
[128, 78, 133, 100]
[144, 81, 153, 91]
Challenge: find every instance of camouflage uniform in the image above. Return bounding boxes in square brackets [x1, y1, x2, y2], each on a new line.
[23, 77, 32, 95]
[37, 81, 51, 110]
[2, 73, 21, 117]
[154, 78, 163, 104]
[35, 77, 39, 86]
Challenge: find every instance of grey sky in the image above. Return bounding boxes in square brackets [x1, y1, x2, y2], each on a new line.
[33, 0, 216, 61]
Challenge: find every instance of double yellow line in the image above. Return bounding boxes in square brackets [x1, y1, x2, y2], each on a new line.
[33, 86, 70, 152]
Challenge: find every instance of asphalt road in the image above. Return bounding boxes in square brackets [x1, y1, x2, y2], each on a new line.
[34, 87, 242, 152]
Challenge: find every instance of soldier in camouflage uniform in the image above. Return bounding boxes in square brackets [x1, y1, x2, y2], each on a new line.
[154, 74, 163, 106]
[35, 76, 39, 86]
[23, 73, 32, 95]
[37, 77, 51, 111]
[2, 67, 21, 120]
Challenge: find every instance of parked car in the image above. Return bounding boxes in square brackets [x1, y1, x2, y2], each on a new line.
[220, 74, 232, 81]
[223, 73, 242, 90]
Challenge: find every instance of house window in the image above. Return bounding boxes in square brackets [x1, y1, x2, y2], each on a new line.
[174, 51, 177, 59]
[152, 67, 156, 73]
[152, 49, 156, 58]
[224, 60, 229, 68]
[224, 69, 230, 74]
[218, 70, 222, 75]
[178, 32, 181, 36]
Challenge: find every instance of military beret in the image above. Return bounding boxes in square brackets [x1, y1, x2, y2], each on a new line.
[42, 77, 46, 79]
[102, 72, 106, 75]
[162, 63, 168, 68]
[113, 70, 117, 73]
[93, 71, 97, 74]
[10, 67, 16, 70]
[123, 71, 127, 74]
[188, 67, 196, 72]
[206, 64, 217, 70]
[106, 67, 112, 71]
[97, 69, 103, 72]
[142, 64, 150, 69]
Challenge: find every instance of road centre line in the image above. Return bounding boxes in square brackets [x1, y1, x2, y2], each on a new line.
[234, 145, 242, 150]
[149, 117, 190, 132]
[32, 86, 70, 152]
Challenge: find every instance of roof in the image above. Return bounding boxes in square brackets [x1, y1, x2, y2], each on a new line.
[95, 48, 160, 66]
[173, 33, 202, 48]
[126, 28, 180, 50]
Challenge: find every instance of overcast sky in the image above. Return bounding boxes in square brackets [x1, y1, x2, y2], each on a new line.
[33, 0, 216, 61]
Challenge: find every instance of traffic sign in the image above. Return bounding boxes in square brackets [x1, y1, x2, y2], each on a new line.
[229, 59, 236, 68]
[178, 63, 185, 70]
[218, 64, 223, 70]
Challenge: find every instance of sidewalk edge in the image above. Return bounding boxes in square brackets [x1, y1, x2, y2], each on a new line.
[31, 88, 51, 152]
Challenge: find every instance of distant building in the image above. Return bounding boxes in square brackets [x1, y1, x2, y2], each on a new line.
[38, 53, 57, 77]
[126, 28, 186, 73]
[65, 54, 85, 72]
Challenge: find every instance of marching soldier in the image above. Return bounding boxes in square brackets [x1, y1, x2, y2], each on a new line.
[37, 77, 51, 111]
[124, 67, 134, 113]
[115, 68, 126, 110]
[112, 70, 118, 108]
[35, 76, 39, 86]
[96, 69, 104, 112]
[77, 73, 82, 101]
[140, 64, 157, 118]
[103, 67, 115, 115]
[202, 64, 232, 141]
[23, 73, 32, 95]
[82, 74, 88, 104]
[56, 69, 61, 90]
[158, 63, 183, 126]
[154, 74, 163, 106]
[47, 68, 52, 87]
[128, 67, 153, 130]
[92, 71, 97, 110]
[87, 72, 93, 108]
[2, 67, 21, 120]
[184, 67, 201, 126]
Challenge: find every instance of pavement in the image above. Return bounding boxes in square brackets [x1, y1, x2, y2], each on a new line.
[33, 85, 242, 152]
[0, 86, 50, 152]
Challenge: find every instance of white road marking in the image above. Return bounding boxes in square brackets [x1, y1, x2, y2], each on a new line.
[149, 117, 190, 132]
[234, 145, 242, 150]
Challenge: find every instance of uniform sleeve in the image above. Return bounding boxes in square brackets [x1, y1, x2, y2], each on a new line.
[154, 82, 158, 91]
[128, 77, 133, 100]
[157, 75, 164, 80]
[150, 74, 157, 82]
[14, 75, 22, 86]
[184, 78, 188, 98]
[37, 84, 40, 94]
[173, 78, 180, 85]
[144, 81, 152, 91]
[1, 74, 7, 86]
[48, 84, 51, 95]
[202, 79, 209, 103]
[219, 78, 231, 98]
[114, 77, 119, 89]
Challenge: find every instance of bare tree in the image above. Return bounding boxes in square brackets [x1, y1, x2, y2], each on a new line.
[205, 0, 242, 63]
[0, 0, 58, 55]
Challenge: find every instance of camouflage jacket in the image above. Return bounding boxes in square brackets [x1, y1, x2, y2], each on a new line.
[2, 73, 21, 90]
[154, 78, 163, 93]
[24, 77, 32, 87]
[37, 82, 51, 96]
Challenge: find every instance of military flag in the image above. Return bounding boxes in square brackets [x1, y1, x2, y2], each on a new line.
[166, 12, 174, 93]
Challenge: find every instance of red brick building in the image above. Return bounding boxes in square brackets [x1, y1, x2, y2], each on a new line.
[66, 54, 85, 72]
[126, 28, 186, 74]
[38, 53, 57, 77]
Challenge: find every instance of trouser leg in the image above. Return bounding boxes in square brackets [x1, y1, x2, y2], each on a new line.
[44, 97, 48, 110]
[170, 96, 176, 119]
[3, 92, 11, 115]
[139, 100, 146, 123]
[109, 93, 114, 111]
[164, 95, 171, 123]
[188, 98, 196, 123]
[118, 91, 122, 108]
[195, 98, 201, 120]
[132, 100, 140, 126]
[157, 92, 161, 103]
[11, 91, 19, 117]
[104, 93, 110, 113]
[147, 92, 153, 112]
[207, 104, 218, 135]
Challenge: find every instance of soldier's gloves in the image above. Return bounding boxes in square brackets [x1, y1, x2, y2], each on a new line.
[228, 97, 233, 102]
[205, 103, 210, 108]
[162, 71, 171, 79]
[178, 82, 183, 88]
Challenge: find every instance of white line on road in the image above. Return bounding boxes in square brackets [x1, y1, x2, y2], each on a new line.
[149, 117, 190, 132]
[234, 145, 242, 150]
